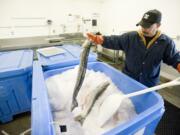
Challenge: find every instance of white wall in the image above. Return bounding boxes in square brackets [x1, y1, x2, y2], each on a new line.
[0, 0, 102, 38]
[1, 0, 180, 41]
[99, 0, 180, 37]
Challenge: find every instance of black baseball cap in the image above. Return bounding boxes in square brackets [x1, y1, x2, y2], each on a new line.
[136, 9, 162, 28]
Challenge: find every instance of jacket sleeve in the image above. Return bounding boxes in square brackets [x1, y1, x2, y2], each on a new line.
[163, 39, 180, 69]
[102, 33, 130, 51]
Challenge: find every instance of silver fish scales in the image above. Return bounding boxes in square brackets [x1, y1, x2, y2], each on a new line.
[71, 40, 93, 111]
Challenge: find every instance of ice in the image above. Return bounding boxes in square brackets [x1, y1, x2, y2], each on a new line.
[52, 111, 84, 135]
[46, 67, 78, 111]
[46, 66, 141, 135]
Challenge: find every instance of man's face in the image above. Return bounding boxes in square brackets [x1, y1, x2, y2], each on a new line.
[141, 23, 160, 37]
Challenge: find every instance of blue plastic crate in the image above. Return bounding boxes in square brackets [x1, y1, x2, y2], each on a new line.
[37, 44, 97, 71]
[32, 61, 164, 135]
[0, 50, 33, 123]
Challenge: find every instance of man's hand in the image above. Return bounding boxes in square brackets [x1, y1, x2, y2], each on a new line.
[87, 33, 104, 45]
[177, 63, 180, 73]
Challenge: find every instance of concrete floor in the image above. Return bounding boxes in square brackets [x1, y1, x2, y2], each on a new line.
[0, 112, 31, 135]
[158, 78, 180, 108]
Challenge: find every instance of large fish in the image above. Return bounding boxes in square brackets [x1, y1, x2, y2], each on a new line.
[73, 81, 110, 124]
[71, 39, 93, 111]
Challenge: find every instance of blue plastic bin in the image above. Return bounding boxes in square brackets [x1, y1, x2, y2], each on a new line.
[0, 50, 33, 123]
[32, 61, 164, 135]
[37, 44, 97, 71]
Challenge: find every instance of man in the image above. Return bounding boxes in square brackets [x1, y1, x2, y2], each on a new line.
[87, 9, 180, 87]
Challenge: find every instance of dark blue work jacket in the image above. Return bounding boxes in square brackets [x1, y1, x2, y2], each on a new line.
[102, 31, 180, 87]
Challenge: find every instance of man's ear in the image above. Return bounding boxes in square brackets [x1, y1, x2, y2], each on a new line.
[157, 23, 161, 28]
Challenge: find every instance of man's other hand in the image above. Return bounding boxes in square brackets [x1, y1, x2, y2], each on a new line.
[177, 63, 180, 73]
